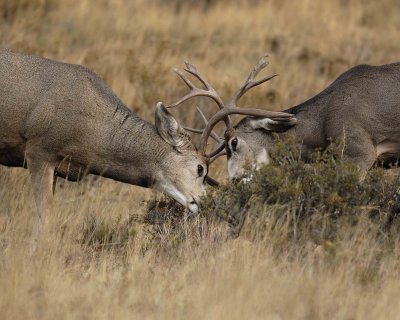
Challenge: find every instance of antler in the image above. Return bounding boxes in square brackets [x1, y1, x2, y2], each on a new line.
[183, 107, 221, 143]
[228, 56, 278, 109]
[199, 107, 293, 156]
[169, 62, 230, 120]
[184, 107, 226, 161]
[169, 56, 294, 157]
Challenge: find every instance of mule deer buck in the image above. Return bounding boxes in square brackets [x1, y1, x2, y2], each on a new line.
[0, 48, 218, 250]
[171, 56, 400, 181]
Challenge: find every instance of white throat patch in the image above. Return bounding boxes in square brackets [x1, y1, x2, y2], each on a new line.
[255, 148, 270, 169]
[154, 178, 187, 207]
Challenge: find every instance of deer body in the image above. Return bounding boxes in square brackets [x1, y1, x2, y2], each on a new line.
[227, 62, 400, 179]
[0, 48, 208, 250]
[1, 50, 158, 184]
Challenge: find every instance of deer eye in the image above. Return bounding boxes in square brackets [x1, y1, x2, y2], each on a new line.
[231, 138, 238, 152]
[197, 165, 204, 177]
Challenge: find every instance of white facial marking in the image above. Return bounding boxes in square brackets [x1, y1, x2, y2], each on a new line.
[155, 173, 202, 214]
[155, 177, 186, 204]
[188, 201, 199, 215]
[228, 158, 242, 180]
[228, 147, 270, 181]
[255, 148, 270, 169]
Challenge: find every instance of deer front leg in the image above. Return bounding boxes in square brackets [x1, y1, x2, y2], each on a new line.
[26, 155, 56, 254]
[342, 135, 376, 182]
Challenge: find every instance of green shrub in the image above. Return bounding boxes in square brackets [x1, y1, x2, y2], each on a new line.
[205, 140, 400, 246]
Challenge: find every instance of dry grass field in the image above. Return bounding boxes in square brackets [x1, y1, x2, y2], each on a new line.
[1, 0, 400, 319]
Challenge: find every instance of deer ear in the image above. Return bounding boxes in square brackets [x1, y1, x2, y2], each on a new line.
[248, 116, 297, 133]
[155, 102, 194, 152]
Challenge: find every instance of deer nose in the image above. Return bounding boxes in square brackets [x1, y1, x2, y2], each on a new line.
[232, 177, 241, 183]
[188, 198, 199, 214]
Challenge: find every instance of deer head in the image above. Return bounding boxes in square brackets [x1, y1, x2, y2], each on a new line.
[153, 102, 211, 213]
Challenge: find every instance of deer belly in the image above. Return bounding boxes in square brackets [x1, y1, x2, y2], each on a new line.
[55, 158, 88, 181]
[376, 140, 400, 166]
[0, 145, 26, 167]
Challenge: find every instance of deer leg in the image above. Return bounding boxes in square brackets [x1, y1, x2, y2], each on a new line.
[26, 156, 56, 253]
[52, 172, 58, 195]
[342, 136, 376, 181]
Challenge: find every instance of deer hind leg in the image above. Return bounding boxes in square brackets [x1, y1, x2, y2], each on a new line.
[26, 155, 56, 254]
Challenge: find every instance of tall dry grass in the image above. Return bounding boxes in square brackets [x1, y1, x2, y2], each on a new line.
[1, 0, 400, 319]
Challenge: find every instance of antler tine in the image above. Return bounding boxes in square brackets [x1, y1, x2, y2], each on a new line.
[168, 65, 225, 111]
[182, 107, 222, 143]
[205, 176, 219, 187]
[169, 68, 205, 108]
[184, 61, 211, 90]
[182, 106, 226, 157]
[183, 127, 202, 134]
[184, 126, 220, 143]
[207, 140, 225, 159]
[228, 55, 278, 107]
[173, 68, 194, 89]
[196, 106, 209, 124]
[196, 107, 222, 142]
[210, 150, 226, 164]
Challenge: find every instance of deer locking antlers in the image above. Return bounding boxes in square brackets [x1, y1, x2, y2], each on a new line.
[169, 56, 296, 164]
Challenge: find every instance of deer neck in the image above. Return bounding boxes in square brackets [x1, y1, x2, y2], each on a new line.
[86, 108, 169, 189]
[281, 102, 327, 151]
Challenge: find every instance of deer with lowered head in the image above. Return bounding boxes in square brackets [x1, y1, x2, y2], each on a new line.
[0, 48, 219, 251]
[170, 56, 400, 181]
